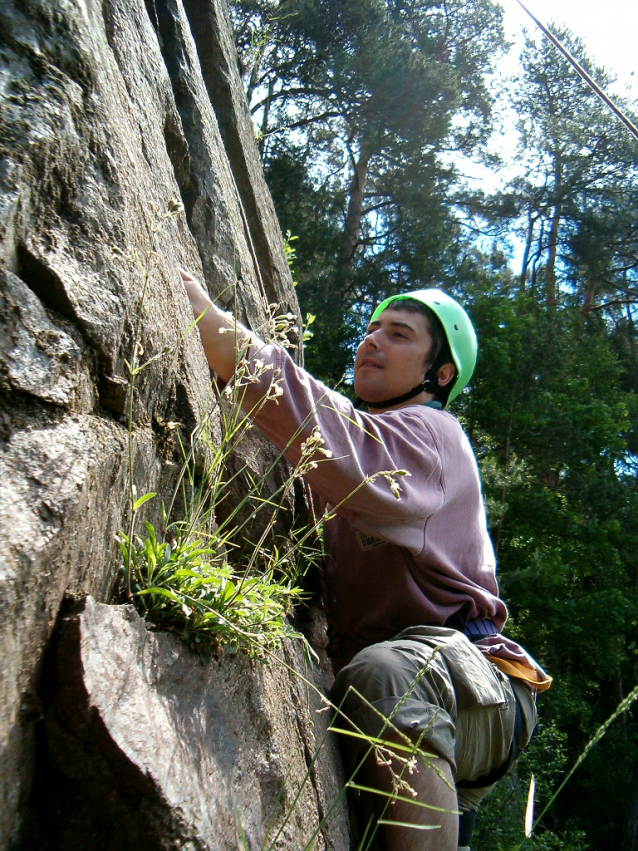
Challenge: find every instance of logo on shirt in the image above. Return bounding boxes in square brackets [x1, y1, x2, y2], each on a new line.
[357, 532, 387, 552]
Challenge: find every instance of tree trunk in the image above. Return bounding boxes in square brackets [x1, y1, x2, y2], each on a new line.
[333, 139, 372, 317]
[628, 300, 637, 359]
[622, 773, 638, 851]
[546, 200, 561, 307]
[258, 76, 274, 156]
[519, 206, 535, 290]
[546, 151, 562, 308]
[580, 274, 597, 322]
[494, 395, 516, 558]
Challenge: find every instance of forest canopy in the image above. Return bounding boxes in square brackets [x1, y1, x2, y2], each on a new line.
[228, 2, 638, 849]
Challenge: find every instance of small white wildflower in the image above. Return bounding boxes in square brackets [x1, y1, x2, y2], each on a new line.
[257, 363, 274, 377]
[300, 426, 325, 457]
[396, 774, 418, 798]
[268, 384, 284, 401]
[374, 746, 393, 768]
[374, 469, 411, 500]
[389, 479, 402, 499]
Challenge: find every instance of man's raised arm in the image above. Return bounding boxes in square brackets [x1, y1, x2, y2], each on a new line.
[179, 268, 260, 381]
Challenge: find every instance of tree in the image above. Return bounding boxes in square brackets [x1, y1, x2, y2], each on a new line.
[455, 260, 638, 850]
[488, 28, 638, 322]
[230, 0, 507, 380]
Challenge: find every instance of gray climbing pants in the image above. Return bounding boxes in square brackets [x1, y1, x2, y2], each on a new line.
[330, 626, 537, 813]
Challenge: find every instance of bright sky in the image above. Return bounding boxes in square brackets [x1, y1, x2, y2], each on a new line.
[455, 0, 638, 211]
[501, 0, 638, 96]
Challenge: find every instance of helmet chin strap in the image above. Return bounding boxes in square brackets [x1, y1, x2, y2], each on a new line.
[357, 367, 439, 409]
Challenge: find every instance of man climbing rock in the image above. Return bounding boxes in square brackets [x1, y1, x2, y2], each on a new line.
[180, 270, 551, 851]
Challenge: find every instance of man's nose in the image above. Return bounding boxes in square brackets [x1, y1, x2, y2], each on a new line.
[365, 329, 381, 349]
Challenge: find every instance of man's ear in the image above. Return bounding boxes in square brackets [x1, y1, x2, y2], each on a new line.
[437, 362, 456, 388]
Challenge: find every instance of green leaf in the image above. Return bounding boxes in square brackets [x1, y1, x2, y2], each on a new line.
[376, 821, 439, 831]
[183, 304, 212, 338]
[133, 492, 157, 511]
[525, 773, 535, 838]
[135, 587, 183, 604]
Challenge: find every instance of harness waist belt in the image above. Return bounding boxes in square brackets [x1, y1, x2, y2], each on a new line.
[444, 604, 499, 641]
[462, 617, 499, 641]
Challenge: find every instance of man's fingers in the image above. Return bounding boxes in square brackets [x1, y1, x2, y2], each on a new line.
[178, 268, 212, 317]
[179, 267, 205, 293]
[179, 266, 200, 285]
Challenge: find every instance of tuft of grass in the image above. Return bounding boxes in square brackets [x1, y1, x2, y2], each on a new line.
[118, 520, 305, 661]
[116, 220, 407, 662]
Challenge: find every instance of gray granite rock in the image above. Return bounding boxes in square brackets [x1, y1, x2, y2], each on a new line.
[180, 0, 300, 326]
[0, 0, 306, 845]
[35, 597, 348, 851]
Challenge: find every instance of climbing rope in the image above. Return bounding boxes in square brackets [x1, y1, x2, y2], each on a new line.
[515, 0, 638, 144]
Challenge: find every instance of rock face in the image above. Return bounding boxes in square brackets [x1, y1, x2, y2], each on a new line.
[0, 0, 330, 847]
[27, 597, 348, 851]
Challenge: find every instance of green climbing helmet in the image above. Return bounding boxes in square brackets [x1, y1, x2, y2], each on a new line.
[370, 289, 478, 403]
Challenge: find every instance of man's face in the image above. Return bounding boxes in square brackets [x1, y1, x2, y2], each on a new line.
[353, 307, 434, 408]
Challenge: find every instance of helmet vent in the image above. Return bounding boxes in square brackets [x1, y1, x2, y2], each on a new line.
[454, 324, 459, 330]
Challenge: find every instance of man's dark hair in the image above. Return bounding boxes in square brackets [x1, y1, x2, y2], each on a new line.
[385, 298, 457, 405]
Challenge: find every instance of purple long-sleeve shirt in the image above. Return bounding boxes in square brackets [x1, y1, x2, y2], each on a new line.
[242, 343, 545, 675]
